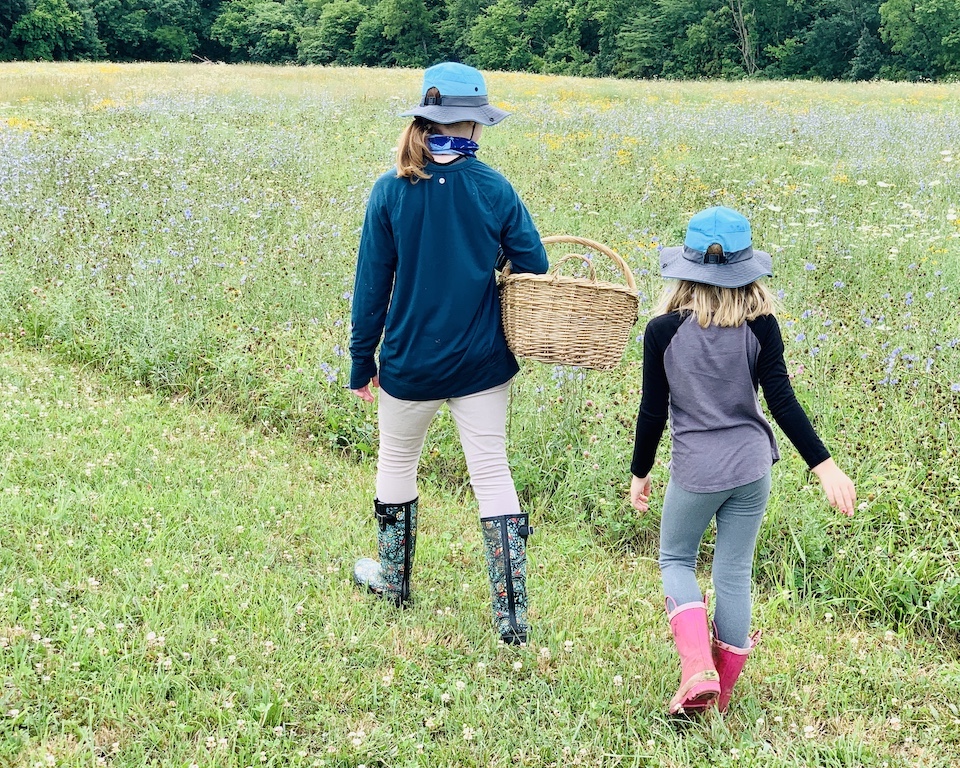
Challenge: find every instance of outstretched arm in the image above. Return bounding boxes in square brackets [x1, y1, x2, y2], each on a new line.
[751, 315, 856, 516]
[811, 457, 856, 516]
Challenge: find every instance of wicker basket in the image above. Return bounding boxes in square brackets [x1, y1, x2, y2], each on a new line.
[499, 235, 639, 371]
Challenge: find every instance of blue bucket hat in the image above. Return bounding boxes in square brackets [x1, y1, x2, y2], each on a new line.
[400, 62, 510, 126]
[659, 207, 773, 289]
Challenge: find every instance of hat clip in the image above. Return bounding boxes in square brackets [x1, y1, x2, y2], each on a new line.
[703, 248, 728, 265]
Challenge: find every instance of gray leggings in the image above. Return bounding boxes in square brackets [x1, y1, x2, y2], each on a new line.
[659, 471, 771, 649]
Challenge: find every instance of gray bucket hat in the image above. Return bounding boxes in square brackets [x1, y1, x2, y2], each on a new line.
[659, 206, 773, 289]
[400, 62, 510, 126]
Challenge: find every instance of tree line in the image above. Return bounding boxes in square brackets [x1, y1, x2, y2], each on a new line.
[1, 0, 959, 81]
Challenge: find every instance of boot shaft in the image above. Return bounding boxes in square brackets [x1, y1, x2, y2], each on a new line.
[481, 513, 533, 645]
[667, 600, 717, 677]
[375, 498, 418, 603]
[353, 498, 418, 605]
[665, 600, 720, 714]
[712, 630, 759, 713]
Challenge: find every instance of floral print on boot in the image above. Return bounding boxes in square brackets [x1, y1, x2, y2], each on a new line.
[481, 513, 533, 645]
[353, 498, 418, 606]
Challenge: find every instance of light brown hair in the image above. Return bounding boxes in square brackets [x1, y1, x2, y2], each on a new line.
[396, 88, 478, 181]
[396, 117, 434, 181]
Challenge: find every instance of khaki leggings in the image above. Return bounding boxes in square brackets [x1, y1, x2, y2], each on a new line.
[375, 381, 521, 519]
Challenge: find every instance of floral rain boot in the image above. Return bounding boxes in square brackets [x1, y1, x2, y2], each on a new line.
[481, 513, 533, 645]
[353, 498, 418, 606]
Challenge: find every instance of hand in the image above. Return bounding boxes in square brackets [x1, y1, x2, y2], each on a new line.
[811, 458, 856, 517]
[350, 375, 380, 403]
[630, 474, 652, 512]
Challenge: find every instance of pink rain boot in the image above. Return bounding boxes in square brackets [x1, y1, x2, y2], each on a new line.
[712, 629, 761, 714]
[666, 599, 721, 714]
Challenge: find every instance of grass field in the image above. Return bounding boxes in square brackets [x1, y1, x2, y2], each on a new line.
[1, 63, 959, 766]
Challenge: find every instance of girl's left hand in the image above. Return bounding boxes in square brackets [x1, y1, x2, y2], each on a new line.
[811, 458, 856, 517]
[630, 474, 652, 512]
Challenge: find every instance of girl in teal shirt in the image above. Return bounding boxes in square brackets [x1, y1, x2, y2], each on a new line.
[349, 63, 547, 645]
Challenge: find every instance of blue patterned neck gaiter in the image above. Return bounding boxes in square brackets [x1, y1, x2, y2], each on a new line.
[427, 135, 479, 158]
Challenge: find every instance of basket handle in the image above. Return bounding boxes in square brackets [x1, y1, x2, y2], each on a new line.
[540, 235, 637, 292]
[548, 253, 597, 282]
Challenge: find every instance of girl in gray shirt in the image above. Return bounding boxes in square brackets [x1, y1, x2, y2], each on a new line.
[629, 206, 856, 715]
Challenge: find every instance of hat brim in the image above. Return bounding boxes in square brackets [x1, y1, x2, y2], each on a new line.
[659, 246, 773, 289]
[399, 104, 510, 125]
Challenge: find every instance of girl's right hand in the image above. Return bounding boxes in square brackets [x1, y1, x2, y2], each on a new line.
[630, 474, 652, 512]
[350, 375, 380, 403]
[811, 458, 856, 517]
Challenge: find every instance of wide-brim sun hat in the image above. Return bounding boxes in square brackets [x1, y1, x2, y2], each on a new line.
[659, 206, 773, 289]
[400, 62, 510, 126]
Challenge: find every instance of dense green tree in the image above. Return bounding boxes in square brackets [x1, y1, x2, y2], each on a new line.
[613, 0, 663, 77]
[671, 4, 743, 77]
[378, 0, 435, 65]
[1, 0, 28, 38]
[196, 0, 228, 58]
[532, 0, 602, 75]
[632, 0, 734, 78]
[350, 0, 435, 66]
[298, 0, 365, 63]
[0, 0, 958, 81]
[761, 0, 881, 80]
[523, 0, 568, 60]
[879, 0, 960, 78]
[1, 0, 29, 59]
[92, 0, 203, 60]
[466, 0, 531, 70]
[9, 0, 94, 59]
[436, 0, 486, 60]
[591, 0, 639, 75]
[351, 4, 391, 64]
[211, 0, 298, 62]
[750, 0, 811, 57]
[847, 24, 885, 79]
[71, 0, 105, 56]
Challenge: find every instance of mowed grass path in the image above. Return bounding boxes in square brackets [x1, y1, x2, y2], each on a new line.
[1, 344, 958, 767]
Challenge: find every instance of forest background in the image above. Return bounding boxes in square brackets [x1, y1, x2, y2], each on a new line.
[2, 0, 960, 81]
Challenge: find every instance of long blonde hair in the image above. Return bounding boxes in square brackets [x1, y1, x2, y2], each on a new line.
[657, 276, 777, 328]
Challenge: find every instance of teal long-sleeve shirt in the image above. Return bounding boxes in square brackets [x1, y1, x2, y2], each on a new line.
[349, 157, 547, 401]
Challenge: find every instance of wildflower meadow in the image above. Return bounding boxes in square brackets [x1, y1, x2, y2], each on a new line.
[1, 63, 959, 767]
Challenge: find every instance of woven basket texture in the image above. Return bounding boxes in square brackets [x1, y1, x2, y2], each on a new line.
[499, 236, 639, 371]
